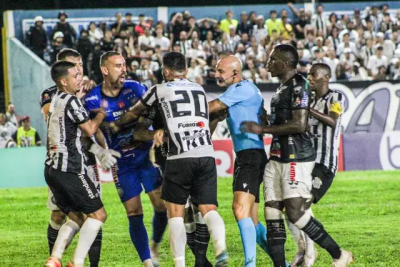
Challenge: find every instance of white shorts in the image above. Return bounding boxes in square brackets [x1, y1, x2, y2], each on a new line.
[263, 160, 315, 202]
[47, 165, 102, 211]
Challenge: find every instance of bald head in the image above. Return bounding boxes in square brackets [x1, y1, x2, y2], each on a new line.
[217, 55, 243, 74]
[215, 55, 243, 87]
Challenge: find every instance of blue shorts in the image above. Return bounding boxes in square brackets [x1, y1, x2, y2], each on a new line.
[113, 163, 162, 203]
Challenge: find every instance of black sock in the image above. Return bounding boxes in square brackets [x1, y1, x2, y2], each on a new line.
[47, 224, 59, 255]
[88, 229, 103, 267]
[194, 222, 212, 267]
[266, 219, 287, 267]
[302, 217, 341, 259]
[186, 231, 196, 255]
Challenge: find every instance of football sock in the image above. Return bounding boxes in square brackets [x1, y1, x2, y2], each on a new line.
[237, 217, 256, 266]
[73, 218, 103, 266]
[152, 210, 168, 244]
[203, 210, 226, 257]
[169, 217, 186, 267]
[297, 215, 341, 260]
[286, 217, 305, 254]
[266, 219, 287, 267]
[47, 220, 63, 255]
[194, 212, 212, 267]
[88, 228, 102, 267]
[51, 220, 80, 260]
[255, 222, 271, 256]
[128, 214, 151, 262]
[184, 221, 196, 254]
[304, 209, 315, 258]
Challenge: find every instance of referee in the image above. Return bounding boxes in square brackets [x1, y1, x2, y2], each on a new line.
[45, 61, 107, 267]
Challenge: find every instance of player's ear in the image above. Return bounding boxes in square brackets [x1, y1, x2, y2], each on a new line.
[101, 65, 108, 76]
[60, 78, 68, 87]
[185, 68, 189, 75]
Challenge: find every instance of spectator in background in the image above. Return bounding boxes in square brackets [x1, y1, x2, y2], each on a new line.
[220, 10, 238, 34]
[127, 60, 140, 81]
[0, 113, 17, 148]
[6, 103, 19, 127]
[312, 4, 329, 38]
[87, 43, 104, 84]
[138, 26, 156, 50]
[337, 32, 357, 57]
[380, 13, 394, 33]
[136, 58, 157, 88]
[100, 30, 115, 52]
[25, 16, 47, 60]
[339, 21, 358, 43]
[281, 16, 293, 40]
[50, 31, 66, 64]
[389, 50, 400, 79]
[178, 31, 191, 57]
[154, 25, 171, 53]
[228, 24, 241, 45]
[323, 47, 340, 81]
[52, 11, 77, 48]
[88, 22, 104, 44]
[352, 9, 363, 29]
[135, 14, 147, 36]
[327, 13, 341, 32]
[253, 15, 268, 43]
[367, 46, 388, 77]
[76, 30, 92, 76]
[121, 12, 136, 35]
[339, 48, 356, 79]
[169, 12, 187, 45]
[375, 32, 396, 62]
[374, 65, 388, 80]
[12, 116, 41, 147]
[287, 3, 309, 40]
[238, 11, 251, 35]
[265, 10, 282, 36]
[110, 12, 123, 36]
[327, 27, 340, 51]
[360, 36, 375, 67]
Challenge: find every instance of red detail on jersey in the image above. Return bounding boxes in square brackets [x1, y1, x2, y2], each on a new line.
[289, 162, 297, 181]
[111, 166, 119, 183]
[118, 101, 125, 109]
[197, 121, 205, 127]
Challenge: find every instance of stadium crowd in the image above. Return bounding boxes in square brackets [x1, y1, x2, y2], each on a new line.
[11, 3, 400, 150]
[24, 3, 400, 85]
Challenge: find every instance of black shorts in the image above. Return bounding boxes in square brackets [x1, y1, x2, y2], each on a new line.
[44, 166, 103, 214]
[311, 163, 335, 204]
[233, 149, 268, 203]
[161, 157, 218, 206]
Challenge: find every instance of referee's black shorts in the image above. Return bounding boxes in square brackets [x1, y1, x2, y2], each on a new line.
[233, 149, 268, 203]
[311, 163, 336, 204]
[161, 157, 218, 207]
[44, 165, 103, 215]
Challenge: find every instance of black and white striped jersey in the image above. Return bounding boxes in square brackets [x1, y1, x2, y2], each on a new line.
[47, 91, 90, 174]
[310, 89, 343, 174]
[141, 78, 214, 160]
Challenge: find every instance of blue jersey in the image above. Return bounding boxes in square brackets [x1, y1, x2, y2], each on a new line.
[82, 80, 152, 169]
[218, 80, 264, 152]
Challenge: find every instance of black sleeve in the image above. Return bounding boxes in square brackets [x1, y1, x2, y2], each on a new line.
[291, 83, 311, 110]
[35, 131, 41, 142]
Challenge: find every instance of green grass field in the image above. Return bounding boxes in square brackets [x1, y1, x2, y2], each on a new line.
[0, 170, 399, 266]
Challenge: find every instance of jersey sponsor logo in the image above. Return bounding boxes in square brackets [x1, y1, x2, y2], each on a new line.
[243, 183, 248, 188]
[78, 174, 96, 199]
[288, 162, 299, 186]
[160, 98, 171, 118]
[294, 97, 301, 107]
[301, 92, 309, 107]
[85, 95, 98, 101]
[43, 93, 50, 100]
[112, 110, 125, 117]
[178, 121, 205, 128]
[181, 131, 207, 141]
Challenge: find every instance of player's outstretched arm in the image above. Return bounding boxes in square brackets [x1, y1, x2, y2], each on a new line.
[241, 109, 309, 135]
[79, 109, 106, 136]
[208, 99, 228, 115]
[114, 101, 148, 129]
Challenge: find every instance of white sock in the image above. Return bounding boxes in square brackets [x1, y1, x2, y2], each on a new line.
[285, 213, 305, 254]
[304, 208, 315, 256]
[72, 218, 103, 266]
[143, 259, 154, 267]
[169, 217, 186, 267]
[203, 210, 226, 256]
[51, 220, 80, 260]
[184, 221, 196, 234]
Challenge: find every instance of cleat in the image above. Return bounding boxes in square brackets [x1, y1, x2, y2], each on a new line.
[214, 251, 229, 267]
[303, 249, 318, 267]
[44, 257, 62, 267]
[291, 237, 306, 266]
[332, 250, 354, 267]
[150, 241, 160, 267]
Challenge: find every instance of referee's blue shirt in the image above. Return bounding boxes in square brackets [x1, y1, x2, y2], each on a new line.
[218, 80, 264, 152]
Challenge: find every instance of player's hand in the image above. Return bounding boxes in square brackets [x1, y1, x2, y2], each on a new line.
[153, 129, 165, 147]
[149, 144, 160, 168]
[240, 121, 263, 135]
[82, 79, 96, 93]
[90, 143, 121, 170]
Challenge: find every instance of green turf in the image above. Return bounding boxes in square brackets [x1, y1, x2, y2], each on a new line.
[0, 170, 399, 266]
